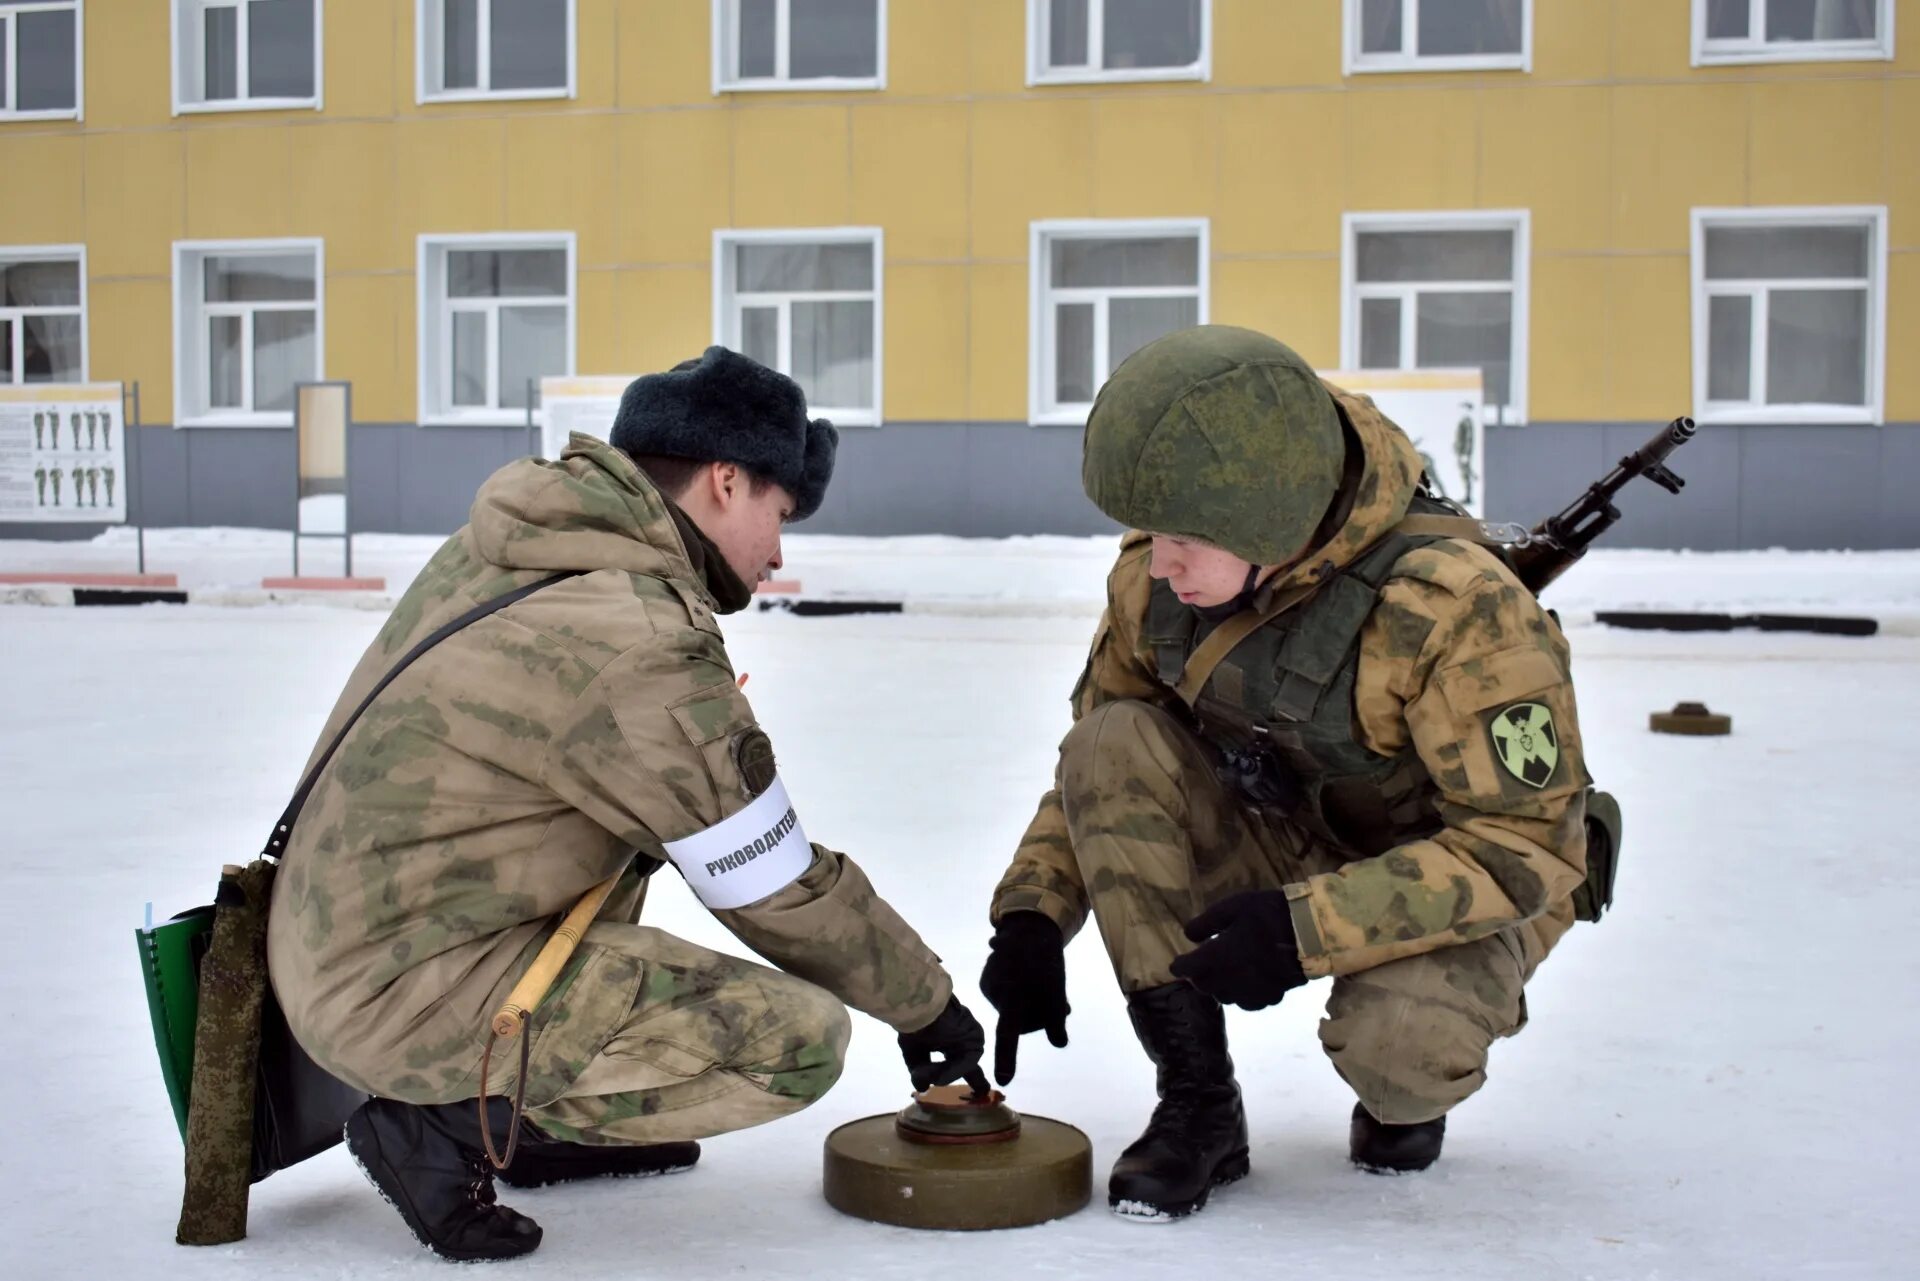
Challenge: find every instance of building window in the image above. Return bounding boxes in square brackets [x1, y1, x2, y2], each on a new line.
[0, 1, 82, 120]
[1028, 0, 1208, 85]
[172, 1, 321, 113]
[1029, 219, 1208, 425]
[1343, 212, 1529, 424]
[1694, 0, 1893, 65]
[714, 0, 885, 91]
[418, 234, 574, 424]
[0, 247, 85, 384]
[418, 0, 574, 102]
[1691, 207, 1886, 424]
[1345, 0, 1530, 73]
[713, 229, 881, 426]
[173, 240, 324, 426]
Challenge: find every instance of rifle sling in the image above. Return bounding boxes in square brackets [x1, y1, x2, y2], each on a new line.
[260, 570, 583, 861]
[1171, 513, 1506, 707]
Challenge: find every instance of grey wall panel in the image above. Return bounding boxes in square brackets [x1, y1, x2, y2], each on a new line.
[7, 418, 1917, 549]
[133, 423, 192, 528]
[804, 422, 1116, 538]
[346, 424, 403, 535]
[959, 423, 1116, 537]
[1735, 424, 1884, 550]
[397, 425, 528, 534]
[805, 424, 970, 534]
[1602, 421, 1744, 552]
[1875, 426, 1920, 547]
[184, 427, 297, 530]
[1, 520, 106, 540]
[1480, 423, 1608, 526]
[340, 424, 529, 535]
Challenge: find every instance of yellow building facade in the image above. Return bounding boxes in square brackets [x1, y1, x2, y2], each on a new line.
[2, 0, 1915, 546]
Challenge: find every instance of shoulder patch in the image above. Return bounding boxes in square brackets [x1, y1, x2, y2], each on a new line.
[1489, 701, 1560, 789]
[731, 727, 778, 798]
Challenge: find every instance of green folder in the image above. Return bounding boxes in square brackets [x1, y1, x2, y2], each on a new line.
[137, 906, 215, 1140]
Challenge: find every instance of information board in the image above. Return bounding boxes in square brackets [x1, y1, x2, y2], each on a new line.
[0, 383, 128, 523]
[539, 375, 635, 461]
[1319, 369, 1487, 517]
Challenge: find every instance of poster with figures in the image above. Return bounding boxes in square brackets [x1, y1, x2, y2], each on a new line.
[1318, 369, 1487, 517]
[539, 375, 635, 461]
[0, 383, 129, 523]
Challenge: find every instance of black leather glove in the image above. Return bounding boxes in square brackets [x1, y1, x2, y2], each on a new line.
[897, 995, 990, 1096]
[977, 911, 1070, 1085]
[1170, 890, 1309, 1011]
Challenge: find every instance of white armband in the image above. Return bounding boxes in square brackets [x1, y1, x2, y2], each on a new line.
[662, 775, 812, 910]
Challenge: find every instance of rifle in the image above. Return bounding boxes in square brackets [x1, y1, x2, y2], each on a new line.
[1505, 416, 1697, 595]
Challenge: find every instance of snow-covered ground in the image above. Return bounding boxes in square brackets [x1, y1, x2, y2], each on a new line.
[3, 535, 1918, 1279]
[4, 524, 1920, 627]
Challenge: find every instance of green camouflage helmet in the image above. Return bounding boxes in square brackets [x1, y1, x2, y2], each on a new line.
[1081, 326, 1344, 565]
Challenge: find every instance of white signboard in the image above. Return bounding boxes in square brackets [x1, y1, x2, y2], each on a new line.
[0, 383, 128, 523]
[1319, 369, 1486, 517]
[539, 375, 636, 461]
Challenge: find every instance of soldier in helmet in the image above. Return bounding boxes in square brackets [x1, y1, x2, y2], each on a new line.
[980, 326, 1593, 1221]
[269, 349, 988, 1262]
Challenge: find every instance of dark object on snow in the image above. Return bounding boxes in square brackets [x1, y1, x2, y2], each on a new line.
[1349, 1101, 1446, 1174]
[758, 597, 905, 616]
[823, 1097, 1091, 1231]
[1506, 416, 1697, 594]
[610, 346, 838, 520]
[1108, 982, 1249, 1221]
[1598, 610, 1878, 637]
[1650, 702, 1734, 736]
[74, 588, 188, 606]
[345, 1097, 544, 1262]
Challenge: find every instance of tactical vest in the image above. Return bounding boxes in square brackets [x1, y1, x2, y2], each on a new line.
[1143, 503, 1454, 858]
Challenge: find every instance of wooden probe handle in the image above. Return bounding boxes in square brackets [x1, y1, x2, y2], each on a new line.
[490, 869, 625, 1039]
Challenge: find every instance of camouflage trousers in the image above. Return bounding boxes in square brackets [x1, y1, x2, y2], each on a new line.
[1060, 700, 1541, 1125]
[502, 922, 851, 1147]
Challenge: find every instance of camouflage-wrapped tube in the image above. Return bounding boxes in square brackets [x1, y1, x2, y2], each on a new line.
[176, 862, 272, 1246]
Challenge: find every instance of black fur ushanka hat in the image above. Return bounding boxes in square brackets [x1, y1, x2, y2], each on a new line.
[609, 347, 838, 520]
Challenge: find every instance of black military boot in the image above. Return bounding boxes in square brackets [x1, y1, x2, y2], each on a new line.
[344, 1097, 543, 1262]
[496, 1121, 701, 1188]
[1108, 982, 1250, 1222]
[1348, 1101, 1446, 1174]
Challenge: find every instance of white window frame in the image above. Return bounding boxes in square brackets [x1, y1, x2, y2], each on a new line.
[712, 0, 887, 93]
[1028, 217, 1210, 427]
[1692, 0, 1894, 65]
[171, 0, 324, 115]
[416, 0, 576, 104]
[0, 243, 87, 384]
[711, 227, 884, 427]
[1689, 205, 1887, 426]
[1343, 0, 1532, 74]
[1340, 210, 1530, 426]
[172, 237, 325, 428]
[1026, 0, 1211, 86]
[0, 0, 84, 121]
[417, 232, 576, 427]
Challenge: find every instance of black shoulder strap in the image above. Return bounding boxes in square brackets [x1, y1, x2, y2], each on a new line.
[260, 571, 584, 861]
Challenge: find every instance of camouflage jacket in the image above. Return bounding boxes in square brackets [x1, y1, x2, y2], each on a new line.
[994, 388, 1591, 978]
[267, 434, 951, 1101]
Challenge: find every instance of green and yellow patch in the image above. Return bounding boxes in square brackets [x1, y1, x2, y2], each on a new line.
[1489, 702, 1559, 789]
